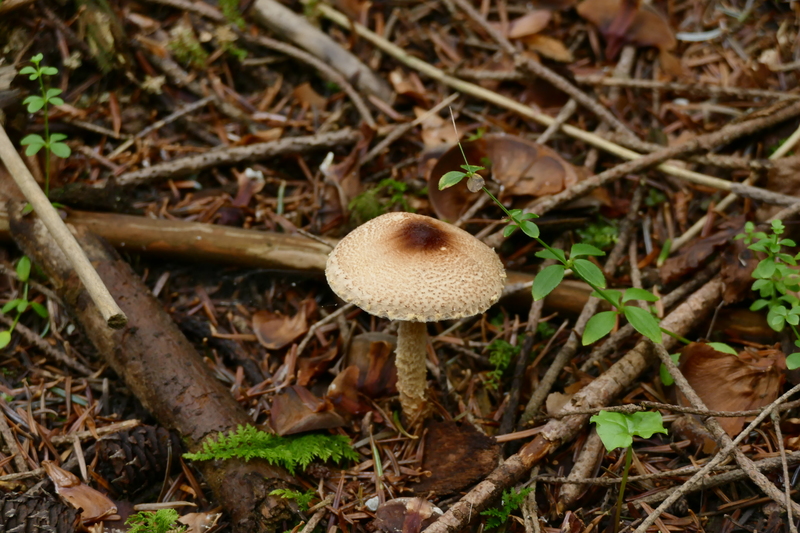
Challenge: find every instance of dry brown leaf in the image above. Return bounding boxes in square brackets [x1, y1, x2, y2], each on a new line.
[678, 343, 786, 444]
[297, 347, 339, 387]
[577, 0, 676, 60]
[374, 498, 443, 533]
[660, 217, 744, 285]
[42, 460, 118, 523]
[253, 308, 308, 350]
[427, 134, 579, 221]
[179, 511, 222, 533]
[523, 34, 574, 62]
[345, 332, 398, 397]
[414, 107, 461, 149]
[506, 10, 552, 39]
[292, 82, 327, 109]
[412, 420, 499, 494]
[270, 385, 346, 436]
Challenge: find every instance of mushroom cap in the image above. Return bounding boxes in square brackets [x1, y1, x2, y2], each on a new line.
[326, 212, 506, 322]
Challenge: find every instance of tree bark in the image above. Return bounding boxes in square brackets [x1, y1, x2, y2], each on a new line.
[7, 199, 295, 533]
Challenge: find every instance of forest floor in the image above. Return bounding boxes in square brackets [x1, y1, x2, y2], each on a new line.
[1, 0, 800, 532]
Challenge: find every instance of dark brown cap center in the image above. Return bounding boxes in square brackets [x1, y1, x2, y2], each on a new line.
[396, 219, 450, 252]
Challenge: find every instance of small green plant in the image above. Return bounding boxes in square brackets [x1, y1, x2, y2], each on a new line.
[480, 485, 533, 530]
[736, 220, 800, 369]
[270, 488, 317, 511]
[485, 339, 519, 389]
[536, 321, 556, 339]
[576, 218, 619, 251]
[0, 256, 49, 350]
[126, 508, 186, 533]
[349, 178, 413, 225]
[439, 154, 667, 347]
[219, 0, 246, 29]
[183, 425, 359, 474]
[19, 54, 71, 197]
[168, 23, 209, 70]
[591, 411, 667, 533]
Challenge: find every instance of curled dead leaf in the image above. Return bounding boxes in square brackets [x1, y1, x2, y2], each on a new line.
[270, 385, 346, 436]
[577, 0, 676, 61]
[677, 342, 786, 446]
[42, 460, 118, 523]
[427, 133, 579, 221]
[253, 309, 308, 350]
[505, 10, 552, 39]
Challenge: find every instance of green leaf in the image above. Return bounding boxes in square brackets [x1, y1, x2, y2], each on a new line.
[535, 248, 567, 263]
[572, 258, 606, 288]
[582, 311, 617, 345]
[16, 256, 31, 282]
[753, 259, 777, 279]
[0, 331, 10, 350]
[593, 289, 622, 307]
[439, 171, 466, 190]
[25, 143, 43, 156]
[622, 288, 659, 303]
[30, 302, 48, 319]
[48, 97, 64, 106]
[519, 220, 539, 239]
[503, 225, 518, 238]
[45, 88, 62, 98]
[22, 203, 33, 215]
[23, 95, 44, 113]
[660, 353, 681, 386]
[20, 133, 45, 146]
[623, 306, 662, 344]
[50, 142, 71, 158]
[1, 300, 21, 314]
[570, 243, 605, 258]
[788, 353, 800, 371]
[41, 66, 58, 76]
[591, 410, 667, 452]
[706, 342, 738, 355]
[49, 133, 68, 142]
[460, 164, 485, 174]
[19, 66, 36, 75]
[532, 265, 565, 301]
[16, 300, 28, 314]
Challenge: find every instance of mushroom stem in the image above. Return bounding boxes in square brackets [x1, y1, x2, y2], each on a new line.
[395, 321, 428, 416]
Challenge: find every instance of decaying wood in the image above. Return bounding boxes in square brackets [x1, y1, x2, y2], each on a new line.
[7, 200, 296, 533]
[0, 125, 126, 329]
[422, 278, 723, 533]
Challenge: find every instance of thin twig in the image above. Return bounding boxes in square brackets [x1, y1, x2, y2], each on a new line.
[0, 410, 28, 472]
[536, 99, 577, 145]
[634, 345, 800, 532]
[242, 34, 376, 129]
[0, 312, 92, 375]
[0, 126, 126, 329]
[296, 303, 355, 356]
[771, 411, 797, 533]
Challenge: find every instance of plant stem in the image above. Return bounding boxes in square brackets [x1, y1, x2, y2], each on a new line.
[37, 71, 51, 197]
[660, 327, 691, 345]
[613, 446, 633, 533]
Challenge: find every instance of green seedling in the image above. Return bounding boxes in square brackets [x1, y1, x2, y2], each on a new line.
[19, 54, 71, 197]
[270, 488, 317, 511]
[480, 485, 533, 530]
[349, 178, 413, 224]
[183, 425, 358, 474]
[591, 410, 667, 533]
[126, 508, 186, 533]
[735, 220, 800, 369]
[576, 218, 619, 251]
[438, 138, 671, 347]
[485, 339, 519, 390]
[0, 256, 49, 350]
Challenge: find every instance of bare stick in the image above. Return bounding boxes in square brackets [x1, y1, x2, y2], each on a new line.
[0, 125, 126, 329]
[0, 411, 28, 472]
[771, 410, 797, 533]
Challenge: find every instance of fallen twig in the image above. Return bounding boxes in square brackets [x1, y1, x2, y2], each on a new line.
[0, 126, 126, 329]
[114, 129, 361, 186]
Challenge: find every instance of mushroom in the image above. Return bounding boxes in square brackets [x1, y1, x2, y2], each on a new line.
[325, 212, 506, 417]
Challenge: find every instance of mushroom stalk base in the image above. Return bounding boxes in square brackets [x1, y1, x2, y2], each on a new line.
[395, 321, 428, 417]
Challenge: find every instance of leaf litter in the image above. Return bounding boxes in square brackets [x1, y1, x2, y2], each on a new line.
[0, 0, 799, 531]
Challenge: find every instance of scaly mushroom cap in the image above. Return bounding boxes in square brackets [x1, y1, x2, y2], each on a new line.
[326, 212, 506, 322]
